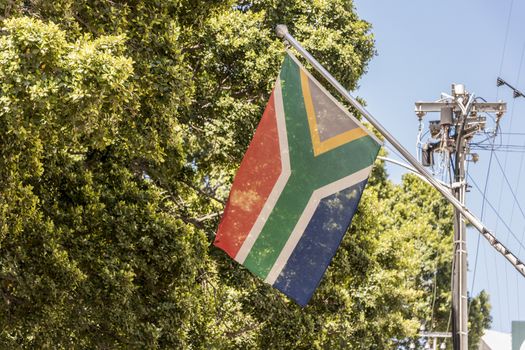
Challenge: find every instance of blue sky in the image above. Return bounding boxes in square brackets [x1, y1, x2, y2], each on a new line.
[353, 0, 525, 334]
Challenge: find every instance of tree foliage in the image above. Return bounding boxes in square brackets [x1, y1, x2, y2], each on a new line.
[0, 1, 490, 348]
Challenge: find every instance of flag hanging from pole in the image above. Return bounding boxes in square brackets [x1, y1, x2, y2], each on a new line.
[214, 52, 382, 306]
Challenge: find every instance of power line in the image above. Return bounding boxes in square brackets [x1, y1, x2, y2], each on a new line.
[497, 0, 515, 83]
[493, 26, 523, 246]
[477, 149, 525, 153]
[468, 172, 525, 328]
[472, 143, 525, 150]
[509, 41, 525, 321]
[492, 128, 513, 329]
[497, 132, 525, 135]
[496, 35, 525, 327]
[492, 152, 525, 224]
[467, 174, 525, 252]
[473, 145, 525, 150]
[469, 139, 495, 297]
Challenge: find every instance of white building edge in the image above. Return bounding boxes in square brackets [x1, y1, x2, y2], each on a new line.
[479, 329, 511, 350]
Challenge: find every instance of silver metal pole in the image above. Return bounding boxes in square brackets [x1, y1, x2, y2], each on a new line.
[452, 136, 468, 350]
[275, 24, 525, 278]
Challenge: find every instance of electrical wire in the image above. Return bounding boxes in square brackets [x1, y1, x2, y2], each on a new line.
[493, 31, 525, 327]
[471, 140, 525, 151]
[469, 124, 496, 304]
[385, 142, 454, 332]
[508, 41, 525, 254]
[510, 41, 525, 321]
[492, 153, 525, 224]
[497, 0, 515, 90]
[473, 147, 525, 152]
[495, 132, 525, 135]
[467, 174, 525, 252]
[469, 171, 525, 329]
[385, 143, 412, 167]
[429, 267, 438, 331]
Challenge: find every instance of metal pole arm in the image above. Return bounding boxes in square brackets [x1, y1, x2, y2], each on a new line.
[275, 24, 525, 278]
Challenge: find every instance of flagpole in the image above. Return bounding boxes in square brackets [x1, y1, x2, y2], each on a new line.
[275, 24, 525, 278]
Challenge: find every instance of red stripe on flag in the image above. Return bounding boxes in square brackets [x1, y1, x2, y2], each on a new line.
[214, 91, 282, 258]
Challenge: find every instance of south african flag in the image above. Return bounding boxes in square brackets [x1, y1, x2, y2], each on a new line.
[214, 52, 381, 306]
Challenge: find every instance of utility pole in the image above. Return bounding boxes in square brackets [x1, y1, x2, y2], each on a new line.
[453, 115, 468, 350]
[415, 84, 506, 350]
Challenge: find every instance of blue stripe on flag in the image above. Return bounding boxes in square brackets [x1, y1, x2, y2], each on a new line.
[272, 178, 368, 306]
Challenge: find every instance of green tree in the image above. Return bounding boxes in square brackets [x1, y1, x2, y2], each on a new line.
[0, 1, 491, 348]
[383, 173, 492, 349]
[469, 291, 492, 348]
[0, 16, 219, 348]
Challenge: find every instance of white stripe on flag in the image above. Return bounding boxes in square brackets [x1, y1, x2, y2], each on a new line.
[264, 165, 373, 285]
[235, 78, 292, 264]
